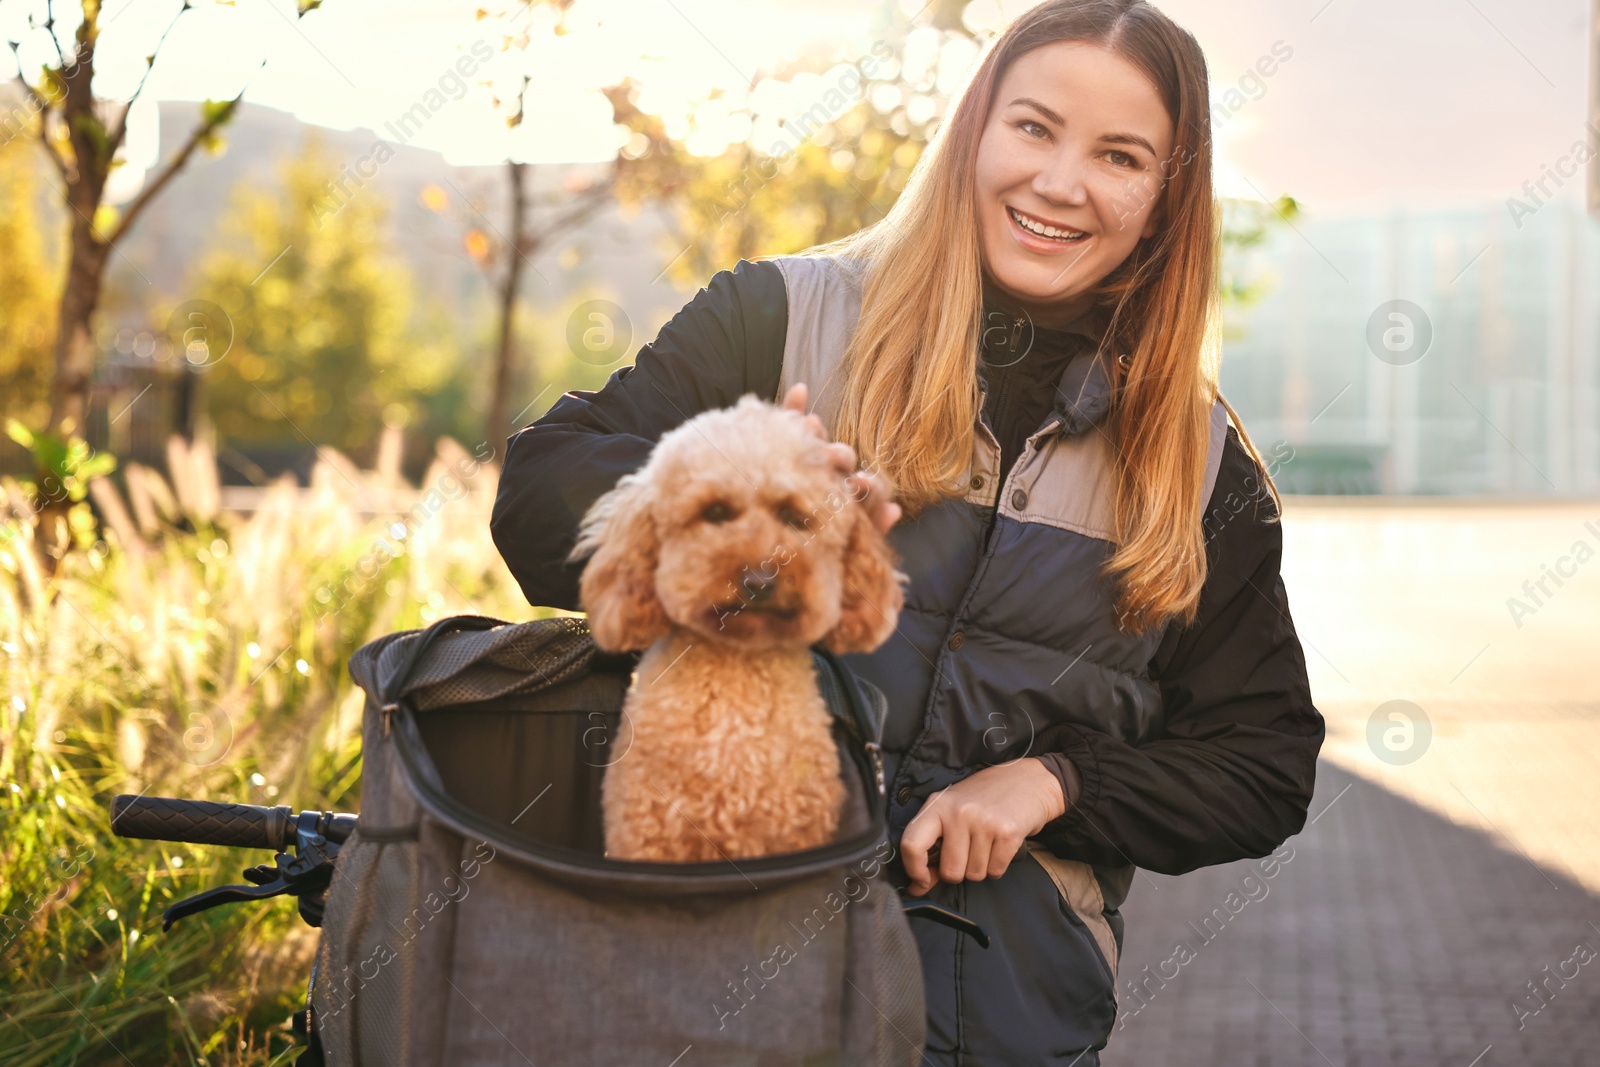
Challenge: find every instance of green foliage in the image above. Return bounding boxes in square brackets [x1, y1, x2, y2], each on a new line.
[606, 64, 931, 287]
[0, 140, 60, 438]
[0, 437, 542, 1064]
[1220, 194, 1301, 319]
[188, 136, 470, 462]
[197, 99, 242, 156]
[5, 421, 117, 506]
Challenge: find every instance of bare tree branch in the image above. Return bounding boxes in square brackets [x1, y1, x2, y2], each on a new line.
[108, 0, 192, 157]
[106, 67, 257, 248]
[527, 178, 614, 253]
[6, 41, 72, 181]
[42, 0, 67, 67]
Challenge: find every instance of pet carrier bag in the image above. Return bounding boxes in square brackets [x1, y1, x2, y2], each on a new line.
[311, 613, 928, 1066]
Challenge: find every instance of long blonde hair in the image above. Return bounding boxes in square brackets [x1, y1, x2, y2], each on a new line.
[798, 0, 1268, 633]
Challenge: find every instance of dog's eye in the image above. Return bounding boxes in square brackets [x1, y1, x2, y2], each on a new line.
[775, 503, 810, 529]
[700, 501, 736, 523]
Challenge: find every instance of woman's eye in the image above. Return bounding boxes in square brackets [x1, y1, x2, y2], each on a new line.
[700, 501, 736, 523]
[1017, 120, 1048, 139]
[775, 503, 810, 529]
[1107, 150, 1137, 168]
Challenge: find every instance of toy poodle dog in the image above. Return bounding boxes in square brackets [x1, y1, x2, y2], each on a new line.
[568, 394, 906, 863]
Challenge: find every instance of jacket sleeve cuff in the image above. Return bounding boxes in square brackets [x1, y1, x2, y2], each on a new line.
[1032, 723, 1102, 843]
[1034, 752, 1082, 810]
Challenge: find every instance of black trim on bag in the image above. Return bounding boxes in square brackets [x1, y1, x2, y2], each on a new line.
[380, 615, 896, 896]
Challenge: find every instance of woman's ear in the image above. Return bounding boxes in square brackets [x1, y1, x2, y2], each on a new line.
[824, 503, 906, 655]
[570, 471, 670, 650]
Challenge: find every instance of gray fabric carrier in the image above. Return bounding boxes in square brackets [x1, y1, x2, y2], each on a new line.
[311, 614, 926, 1066]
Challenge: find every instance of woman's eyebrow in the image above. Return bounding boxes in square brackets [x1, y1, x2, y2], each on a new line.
[1099, 132, 1157, 155]
[1008, 96, 1066, 126]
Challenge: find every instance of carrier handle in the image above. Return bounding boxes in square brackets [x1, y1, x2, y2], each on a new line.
[378, 613, 510, 708]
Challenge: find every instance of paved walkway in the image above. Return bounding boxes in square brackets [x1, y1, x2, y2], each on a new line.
[1103, 760, 1599, 1066]
[1102, 501, 1600, 1067]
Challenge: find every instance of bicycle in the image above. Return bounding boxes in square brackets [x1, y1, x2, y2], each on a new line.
[109, 793, 358, 1066]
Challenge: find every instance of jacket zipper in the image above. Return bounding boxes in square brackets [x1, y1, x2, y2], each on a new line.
[978, 313, 1025, 552]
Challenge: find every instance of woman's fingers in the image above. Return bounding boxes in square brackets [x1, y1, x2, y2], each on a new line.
[784, 384, 830, 440]
[964, 833, 997, 884]
[848, 471, 901, 536]
[937, 825, 972, 886]
[825, 441, 858, 472]
[899, 794, 947, 898]
[781, 382, 808, 413]
[785, 382, 900, 534]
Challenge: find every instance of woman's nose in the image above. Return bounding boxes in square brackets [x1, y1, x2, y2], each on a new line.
[1030, 149, 1091, 208]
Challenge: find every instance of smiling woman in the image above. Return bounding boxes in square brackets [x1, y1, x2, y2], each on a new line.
[491, 2, 1324, 1064]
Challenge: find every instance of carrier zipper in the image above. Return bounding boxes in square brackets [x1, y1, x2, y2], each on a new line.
[864, 740, 885, 798]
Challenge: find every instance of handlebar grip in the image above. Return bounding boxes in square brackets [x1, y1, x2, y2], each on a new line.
[110, 795, 293, 851]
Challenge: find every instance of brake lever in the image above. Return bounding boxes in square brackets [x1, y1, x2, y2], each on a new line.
[161, 812, 345, 931]
[162, 876, 295, 930]
[241, 865, 279, 885]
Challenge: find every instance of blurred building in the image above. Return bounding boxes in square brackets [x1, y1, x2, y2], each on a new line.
[1220, 197, 1600, 495]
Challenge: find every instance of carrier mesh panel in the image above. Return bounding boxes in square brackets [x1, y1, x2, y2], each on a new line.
[362, 616, 596, 712]
[310, 827, 374, 1065]
[358, 839, 415, 1066]
[872, 885, 928, 1065]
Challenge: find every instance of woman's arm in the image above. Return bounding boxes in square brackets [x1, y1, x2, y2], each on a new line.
[490, 259, 788, 611]
[900, 428, 1324, 894]
[1030, 427, 1326, 876]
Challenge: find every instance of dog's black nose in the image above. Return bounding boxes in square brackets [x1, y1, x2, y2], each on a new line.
[742, 573, 778, 603]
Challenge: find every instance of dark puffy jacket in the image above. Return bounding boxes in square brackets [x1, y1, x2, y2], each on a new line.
[490, 254, 1325, 1065]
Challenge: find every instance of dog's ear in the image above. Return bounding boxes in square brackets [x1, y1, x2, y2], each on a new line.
[823, 502, 905, 655]
[570, 471, 670, 651]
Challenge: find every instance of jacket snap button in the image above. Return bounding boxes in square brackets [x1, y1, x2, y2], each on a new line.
[970, 475, 984, 491]
[947, 631, 965, 651]
[895, 786, 913, 804]
[1011, 488, 1028, 510]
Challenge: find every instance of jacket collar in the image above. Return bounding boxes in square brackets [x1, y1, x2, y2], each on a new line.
[978, 283, 1117, 437]
[1051, 338, 1116, 437]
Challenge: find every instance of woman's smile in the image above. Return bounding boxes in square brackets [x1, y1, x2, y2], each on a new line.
[1005, 204, 1091, 251]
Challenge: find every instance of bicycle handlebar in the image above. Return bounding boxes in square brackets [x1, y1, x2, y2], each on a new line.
[110, 795, 352, 851]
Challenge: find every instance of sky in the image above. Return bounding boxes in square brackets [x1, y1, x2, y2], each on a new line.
[1, 0, 1594, 214]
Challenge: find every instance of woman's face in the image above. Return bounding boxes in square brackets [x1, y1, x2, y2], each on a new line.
[973, 40, 1177, 327]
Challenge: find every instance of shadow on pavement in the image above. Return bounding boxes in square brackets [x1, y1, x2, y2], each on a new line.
[1100, 760, 1600, 1067]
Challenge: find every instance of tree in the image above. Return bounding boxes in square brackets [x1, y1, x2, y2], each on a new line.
[190, 137, 464, 459]
[0, 123, 58, 434]
[601, 23, 946, 288]
[2, 0, 327, 439]
[435, 0, 619, 447]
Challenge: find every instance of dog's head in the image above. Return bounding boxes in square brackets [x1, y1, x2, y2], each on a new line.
[570, 395, 906, 654]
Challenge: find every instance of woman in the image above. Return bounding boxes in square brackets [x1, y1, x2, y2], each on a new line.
[491, 0, 1324, 1061]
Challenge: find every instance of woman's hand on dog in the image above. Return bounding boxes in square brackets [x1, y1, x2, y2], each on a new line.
[782, 383, 902, 535]
[899, 757, 1069, 897]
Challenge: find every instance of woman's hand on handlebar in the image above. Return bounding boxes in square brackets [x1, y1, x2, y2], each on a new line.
[781, 383, 902, 535]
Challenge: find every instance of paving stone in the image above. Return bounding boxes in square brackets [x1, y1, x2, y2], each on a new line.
[1100, 761, 1600, 1066]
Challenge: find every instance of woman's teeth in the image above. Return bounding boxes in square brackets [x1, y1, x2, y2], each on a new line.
[1009, 207, 1086, 242]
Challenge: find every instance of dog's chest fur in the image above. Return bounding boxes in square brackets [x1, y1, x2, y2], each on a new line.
[601, 634, 847, 862]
